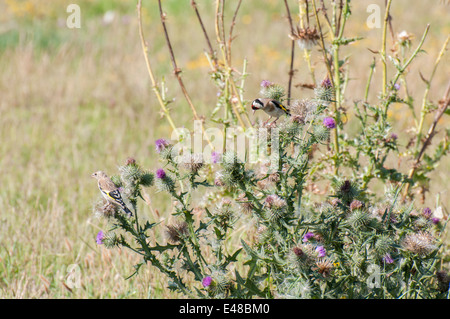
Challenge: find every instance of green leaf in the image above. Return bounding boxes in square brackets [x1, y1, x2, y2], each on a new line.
[235, 270, 265, 298]
[223, 248, 242, 267]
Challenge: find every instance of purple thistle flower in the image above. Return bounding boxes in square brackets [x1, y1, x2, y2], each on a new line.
[260, 80, 272, 88]
[211, 151, 221, 164]
[323, 117, 336, 129]
[382, 253, 394, 264]
[394, 83, 401, 90]
[155, 138, 169, 153]
[390, 133, 398, 140]
[302, 232, 315, 242]
[202, 276, 212, 288]
[422, 207, 432, 219]
[156, 168, 166, 179]
[321, 77, 332, 88]
[96, 231, 104, 245]
[316, 246, 326, 258]
[432, 218, 440, 225]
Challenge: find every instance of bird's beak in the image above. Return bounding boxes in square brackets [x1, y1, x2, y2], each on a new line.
[91, 173, 95, 178]
[252, 109, 256, 115]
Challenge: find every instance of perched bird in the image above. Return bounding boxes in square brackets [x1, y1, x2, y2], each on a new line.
[251, 98, 290, 124]
[91, 171, 133, 216]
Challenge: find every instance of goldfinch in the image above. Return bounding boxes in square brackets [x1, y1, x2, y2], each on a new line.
[91, 171, 133, 216]
[251, 98, 290, 124]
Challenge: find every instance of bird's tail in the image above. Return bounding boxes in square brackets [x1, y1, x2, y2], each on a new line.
[107, 189, 133, 216]
[121, 204, 133, 216]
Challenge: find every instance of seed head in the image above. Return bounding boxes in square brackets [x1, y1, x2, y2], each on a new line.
[93, 200, 119, 219]
[236, 193, 253, 214]
[314, 258, 333, 278]
[265, 194, 287, 209]
[165, 222, 189, 244]
[180, 153, 204, 173]
[289, 99, 309, 124]
[402, 231, 437, 256]
[397, 30, 414, 47]
[292, 26, 320, 50]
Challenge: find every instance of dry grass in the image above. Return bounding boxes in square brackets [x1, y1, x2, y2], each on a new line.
[0, 0, 448, 298]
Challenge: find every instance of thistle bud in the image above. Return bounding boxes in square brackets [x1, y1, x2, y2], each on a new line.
[261, 83, 286, 101]
[155, 168, 175, 193]
[313, 123, 330, 142]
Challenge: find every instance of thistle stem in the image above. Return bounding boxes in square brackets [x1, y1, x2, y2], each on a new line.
[381, 0, 393, 98]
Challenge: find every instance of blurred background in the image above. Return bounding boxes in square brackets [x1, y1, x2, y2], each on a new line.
[0, 0, 448, 298]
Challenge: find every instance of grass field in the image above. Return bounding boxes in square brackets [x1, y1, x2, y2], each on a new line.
[0, 0, 449, 298]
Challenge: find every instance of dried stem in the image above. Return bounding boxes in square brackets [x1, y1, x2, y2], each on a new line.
[312, 0, 333, 85]
[403, 81, 450, 199]
[157, 0, 214, 148]
[136, 0, 178, 135]
[284, 0, 296, 106]
[191, 0, 218, 69]
[414, 35, 449, 150]
[227, 0, 242, 66]
[319, 0, 333, 32]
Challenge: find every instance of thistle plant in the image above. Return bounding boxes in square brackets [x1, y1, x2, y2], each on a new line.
[91, 0, 449, 299]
